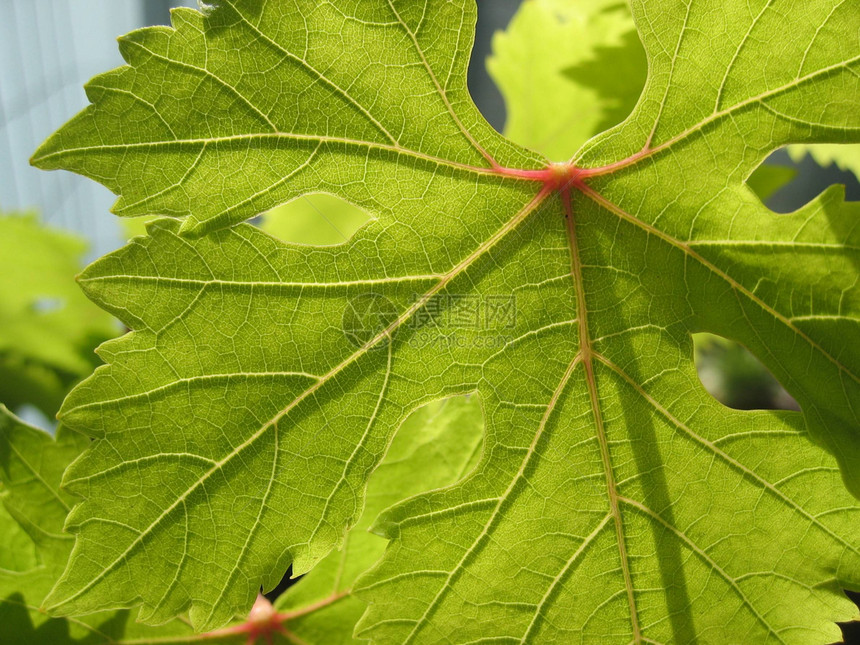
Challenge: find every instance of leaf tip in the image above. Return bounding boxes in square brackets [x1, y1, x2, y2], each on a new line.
[29, 137, 57, 170]
[367, 512, 400, 541]
[40, 587, 71, 618]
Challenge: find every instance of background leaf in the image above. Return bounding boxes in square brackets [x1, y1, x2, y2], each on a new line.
[0, 214, 115, 417]
[789, 144, 860, 182]
[486, 0, 635, 161]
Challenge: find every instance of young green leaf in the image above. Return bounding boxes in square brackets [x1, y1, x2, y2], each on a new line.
[32, 0, 860, 641]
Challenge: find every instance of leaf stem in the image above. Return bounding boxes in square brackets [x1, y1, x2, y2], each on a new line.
[198, 592, 349, 644]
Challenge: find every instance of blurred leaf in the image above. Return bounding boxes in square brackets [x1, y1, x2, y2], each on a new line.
[0, 214, 115, 416]
[561, 29, 648, 137]
[788, 144, 860, 182]
[693, 333, 798, 411]
[0, 503, 37, 574]
[487, 0, 635, 160]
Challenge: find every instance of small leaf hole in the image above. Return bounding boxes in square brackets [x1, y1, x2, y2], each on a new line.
[693, 333, 799, 411]
[260, 193, 372, 246]
[263, 566, 299, 603]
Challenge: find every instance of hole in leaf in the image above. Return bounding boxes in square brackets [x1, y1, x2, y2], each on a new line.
[469, 0, 521, 133]
[259, 193, 371, 246]
[746, 161, 799, 204]
[748, 145, 860, 214]
[13, 404, 55, 434]
[263, 566, 299, 603]
[693, 333, 799, 411]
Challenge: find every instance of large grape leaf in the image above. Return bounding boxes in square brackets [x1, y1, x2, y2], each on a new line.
[31, 0, 860, 641]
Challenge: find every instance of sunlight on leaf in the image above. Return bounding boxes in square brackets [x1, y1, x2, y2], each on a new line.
[29, 1, 860, 642]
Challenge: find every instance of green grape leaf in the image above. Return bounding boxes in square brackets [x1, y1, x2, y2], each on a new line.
[0, 214, 115, 416]
[32, 0, 860, 641]
[32, 2, 543, 236]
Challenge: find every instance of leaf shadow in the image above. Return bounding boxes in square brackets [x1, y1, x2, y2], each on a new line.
[0, 592, 131, 645]
[611, 342, 698, 644]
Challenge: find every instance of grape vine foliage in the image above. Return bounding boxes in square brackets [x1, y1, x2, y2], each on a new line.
[11, 0, 860, 643]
